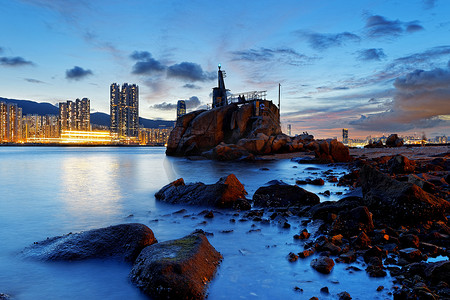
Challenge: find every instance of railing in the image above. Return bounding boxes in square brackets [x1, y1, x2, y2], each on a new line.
[227, 91, 267, 105]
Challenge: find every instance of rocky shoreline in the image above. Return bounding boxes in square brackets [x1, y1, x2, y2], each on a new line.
[13, 145, 449, 299]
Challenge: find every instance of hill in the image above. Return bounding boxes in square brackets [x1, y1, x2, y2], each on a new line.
[0, 97, 175, 128]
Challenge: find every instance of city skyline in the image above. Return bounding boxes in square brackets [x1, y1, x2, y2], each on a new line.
[0, 0, 449, 139]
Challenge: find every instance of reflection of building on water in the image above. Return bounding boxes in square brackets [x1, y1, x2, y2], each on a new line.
[60, 156, 122, 219]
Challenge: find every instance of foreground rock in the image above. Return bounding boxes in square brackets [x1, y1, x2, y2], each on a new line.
[252, 183, 320, 208]
[310, 257, 335, 274]
[22, 223, 157, 262]
[130, 230, 222, 300]
[359, 164, 450, 225]
[155, 174, 248, 208]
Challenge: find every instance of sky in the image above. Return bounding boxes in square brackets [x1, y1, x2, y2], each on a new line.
[0, 0, 449, 139]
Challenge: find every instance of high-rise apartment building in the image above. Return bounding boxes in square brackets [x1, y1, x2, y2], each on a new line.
[343, 128, 349, 145]
[177, 100, 186, 119]
[287, 124, 292, 136]
[110, 83, 139, 138]
[59, 98, 90, 131]
[0, 102, 22, 143]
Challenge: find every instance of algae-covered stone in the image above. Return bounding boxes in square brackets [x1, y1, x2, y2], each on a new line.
[22, 223, 157, 262]
[130, 230, 222, 300]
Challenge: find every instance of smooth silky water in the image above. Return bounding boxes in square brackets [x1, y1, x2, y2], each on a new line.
[0, 147, 393, 299]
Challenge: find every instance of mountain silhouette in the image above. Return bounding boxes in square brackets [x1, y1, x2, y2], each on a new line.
[0, 97, 174, 128]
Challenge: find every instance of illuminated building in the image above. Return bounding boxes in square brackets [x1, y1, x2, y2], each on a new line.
[23, 114, 59, 141]
[287, 124, 291, 136]
[0, 102, 6, 142]
[343, 128, 348, 145]
[110, 83, 139, 139]
[177, 100, 186, 119]
[60, 130, 114, 144]
[139, 126, 172, 145]
[59, 98, 90, 131]
[6, 104, 22, 142]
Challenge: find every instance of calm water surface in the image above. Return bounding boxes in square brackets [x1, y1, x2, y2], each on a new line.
[0, 147, 393, 299]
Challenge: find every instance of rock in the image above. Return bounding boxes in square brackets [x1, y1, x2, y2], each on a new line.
[166, 101, 281, 157]
[339, 251, 356, 263]
[311, 178, 325, 186]
[366, 264, 387, 277]
[22, 223, 157, 262]
[314, 139, 352, 163]
[310, 256, 335, 274]
[288, 252, 299, 262]
[130, 230, 222, 300]
[424, 260, 450, 284]
[363, 246, 387, 263]
[0, 294, 11, 300]
[386, 134, 404, 147]
[359, 165, 450, 225]
[320, 286, 330, 294]
[331, 206, 374, 237]
[253, 183, 320, 208]
[294, 229, 311, 240]
[299, 248, 315, 258]
[308, 196, 363, 221]
[337, 291, 352, 300]
[353, 232, 372, 249]
[399, 233, 420, 249]
[399, 248, 424, 262]
[388, 155, 415, 174]
[408, 174, 436, 193]
[205, 143, 253, 161]
[155, 174, 248, 208]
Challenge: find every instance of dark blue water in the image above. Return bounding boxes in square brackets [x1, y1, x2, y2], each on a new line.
[0, 147, 392, 299]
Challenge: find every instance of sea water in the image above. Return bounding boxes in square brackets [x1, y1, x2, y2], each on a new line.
[0, 147, 393, 299]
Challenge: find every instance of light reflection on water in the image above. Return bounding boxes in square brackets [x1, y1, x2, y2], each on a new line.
[0, 147, 395, 300]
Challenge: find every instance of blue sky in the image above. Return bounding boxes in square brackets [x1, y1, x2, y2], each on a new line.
[0, 0, 449, 139]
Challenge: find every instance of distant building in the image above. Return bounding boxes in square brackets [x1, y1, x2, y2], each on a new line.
[139, 126, 172, 145]
[287, 124, 292, 136]
[177, 100, 186, 119]
[110, 83, 139, 138]
[0, 102, 22, 143]
[59, 98, 90, 131]
[23, 114, 59, 141]
[342, 128, 348, 145]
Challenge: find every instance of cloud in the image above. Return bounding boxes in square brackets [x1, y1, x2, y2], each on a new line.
[357, 48, 386, 61]
[300, 31, 361, 50]
[24, 78, 45, 84]
[350, 64, 450, 132]
[151, 96, 202, 111]
[152, 102, 177, 110]
[231, 47, 315, 66]
[0, 56, 34, 66]
[365, 15, 424, 38]
[130, 51, 166, 75]
[65, 66, 93, 80]
[423, 0, 437, 9]
[183, 83, 201, 89]
[167, 62, 215, 82]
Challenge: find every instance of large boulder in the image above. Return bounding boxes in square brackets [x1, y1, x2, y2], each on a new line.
[310, 256, 335, 274]
[314, 139, 352, 163]
[359, 165, 450, 225]
[155, 174, 248, 208]
[130, 230, 222, 300]
[252, 183, 320, 207]
[385, 134, 404, 147]
[203, 143, 253, 161]
[166, 101, 281, 157]
[22, 223, 157, 262]
[331, 206, 374, 237]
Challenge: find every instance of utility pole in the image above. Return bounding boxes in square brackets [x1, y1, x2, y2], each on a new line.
[278, 83, 281, 110]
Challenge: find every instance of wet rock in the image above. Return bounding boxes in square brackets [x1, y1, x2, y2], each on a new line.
[299, 248, 315, 258]
[308, 196, 363, 221]
[22, 223, 157, 262]
[155, 174, 248, 208]
[337, 291, 352, 300]
[338, 251, 356, 263]
[253, 183, 319, 208]
[377, 286, 384, 291]
[288, 252, 299, 262]
[366, 264, 387, 277]
[233, 198, 251, 210]
[0, 294, 11, 300]
[424, 260, 450, 284]
[294, 229, 310, 240]
[399, 233, 420, 249]
[385, 134, 404, 147]
[310, 256, 335, 274]
[408, 174, 436, 193]
[311, 178, 325, 186]
[320, 286, 330, 294]
[399, 248, 424, 262]
[205, 143, 254, 161]
[363, 246, 387, 263]
[359, 165, 450, 225]
[204, 211, 214, 219]
[331, 206, 374, 237]
[130, 230, 222, 300]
